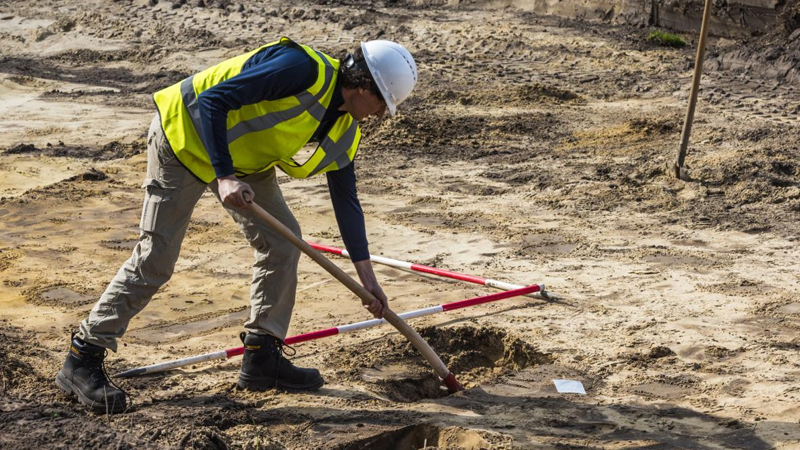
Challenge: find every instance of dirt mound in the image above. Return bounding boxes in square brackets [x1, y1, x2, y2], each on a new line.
[709, 2, 800, 82]
[365, 109, 564, 160]
[46, 48, 133, 65]
[627, 117, 679, 136]
[1, 167, 117, 206]
[777, 2, 800, 34]
[0, 56, 188, 93]
[3, 141, 143, 160]
[327, 326, 552, 402]
[428, 82, 583, 107]
[516, 83, 581, 103]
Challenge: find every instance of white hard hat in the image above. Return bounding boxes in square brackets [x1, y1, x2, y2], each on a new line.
[360, 40, 417, 116]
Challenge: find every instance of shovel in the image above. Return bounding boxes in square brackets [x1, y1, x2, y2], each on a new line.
[244, 196, 463, 394]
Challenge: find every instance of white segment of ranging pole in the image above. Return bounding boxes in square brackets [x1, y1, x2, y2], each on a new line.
[118, 350, 232, 375]
[336, 305, 441, 333]
[308, 242, 549, 298]
[115, 284, 540, 378]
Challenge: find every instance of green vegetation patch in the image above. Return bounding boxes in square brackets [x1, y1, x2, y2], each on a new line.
[647, 30, 687, 48]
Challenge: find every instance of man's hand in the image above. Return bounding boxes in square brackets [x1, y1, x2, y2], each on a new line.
[354, 259, 388, 318]
[217, 175, 255, 208]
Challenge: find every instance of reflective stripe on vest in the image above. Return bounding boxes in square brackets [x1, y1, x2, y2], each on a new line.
[226, 52, 334, 144]
[308, 119, 359, 177]
[154, 37, 361, 183]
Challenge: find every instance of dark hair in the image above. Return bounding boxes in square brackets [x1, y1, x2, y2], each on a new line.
[339, 48, 384, 102]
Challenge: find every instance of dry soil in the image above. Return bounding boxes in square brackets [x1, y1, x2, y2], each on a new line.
[1, 0, 799, 449]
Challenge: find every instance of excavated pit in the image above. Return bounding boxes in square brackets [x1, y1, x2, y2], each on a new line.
[336, 424, 511, 450]
[327, 326, 552, 402]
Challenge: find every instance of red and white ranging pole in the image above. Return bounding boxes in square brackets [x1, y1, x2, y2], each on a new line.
[115, 284, 541, 378]
[308, 242, 550, 299]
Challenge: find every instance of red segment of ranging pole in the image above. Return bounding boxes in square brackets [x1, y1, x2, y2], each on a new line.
[308, 242, 548, 299]
[115, 284, 541, 378]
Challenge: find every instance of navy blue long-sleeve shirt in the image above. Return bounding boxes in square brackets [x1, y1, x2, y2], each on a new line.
[195, 44, 369, 261]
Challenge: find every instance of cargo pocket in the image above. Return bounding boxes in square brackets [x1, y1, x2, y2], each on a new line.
[140, 179, 174, 233]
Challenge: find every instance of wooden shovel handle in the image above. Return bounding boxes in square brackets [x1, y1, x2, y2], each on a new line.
[245, 199, 462, 392]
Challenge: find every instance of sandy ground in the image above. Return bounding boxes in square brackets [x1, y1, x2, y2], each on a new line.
[1, 0, 800, 448]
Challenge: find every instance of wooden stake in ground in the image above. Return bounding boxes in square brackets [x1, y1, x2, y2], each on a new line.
[674, 0, 713, 181]
[244, 197, 463, 393]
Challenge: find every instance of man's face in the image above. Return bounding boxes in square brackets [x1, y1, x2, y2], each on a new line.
[347, 88, 387, 121]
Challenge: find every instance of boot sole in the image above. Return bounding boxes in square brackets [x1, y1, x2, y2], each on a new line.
[55, 371, 127, 414]
[237, 373, 325, 392]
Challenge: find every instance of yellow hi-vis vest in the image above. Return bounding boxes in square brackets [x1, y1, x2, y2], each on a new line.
[152, 37, 361, 183]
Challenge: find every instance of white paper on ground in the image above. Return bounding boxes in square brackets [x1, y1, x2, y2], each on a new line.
[553, 379, 586, 394]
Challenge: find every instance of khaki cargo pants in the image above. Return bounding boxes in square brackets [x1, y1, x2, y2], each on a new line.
[78, 115, 302, 352]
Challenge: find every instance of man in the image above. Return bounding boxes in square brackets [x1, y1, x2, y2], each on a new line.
[55, 37, 418, 413]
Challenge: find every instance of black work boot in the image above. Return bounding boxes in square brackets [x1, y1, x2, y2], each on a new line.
[237, 332, 324, 392]
[55, 335, 128, 414]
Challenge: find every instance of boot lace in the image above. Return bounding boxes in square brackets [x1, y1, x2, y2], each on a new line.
[272, 340, 297, 379]
[84, 349, 133, 413]
[274, 340, 297, 362]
